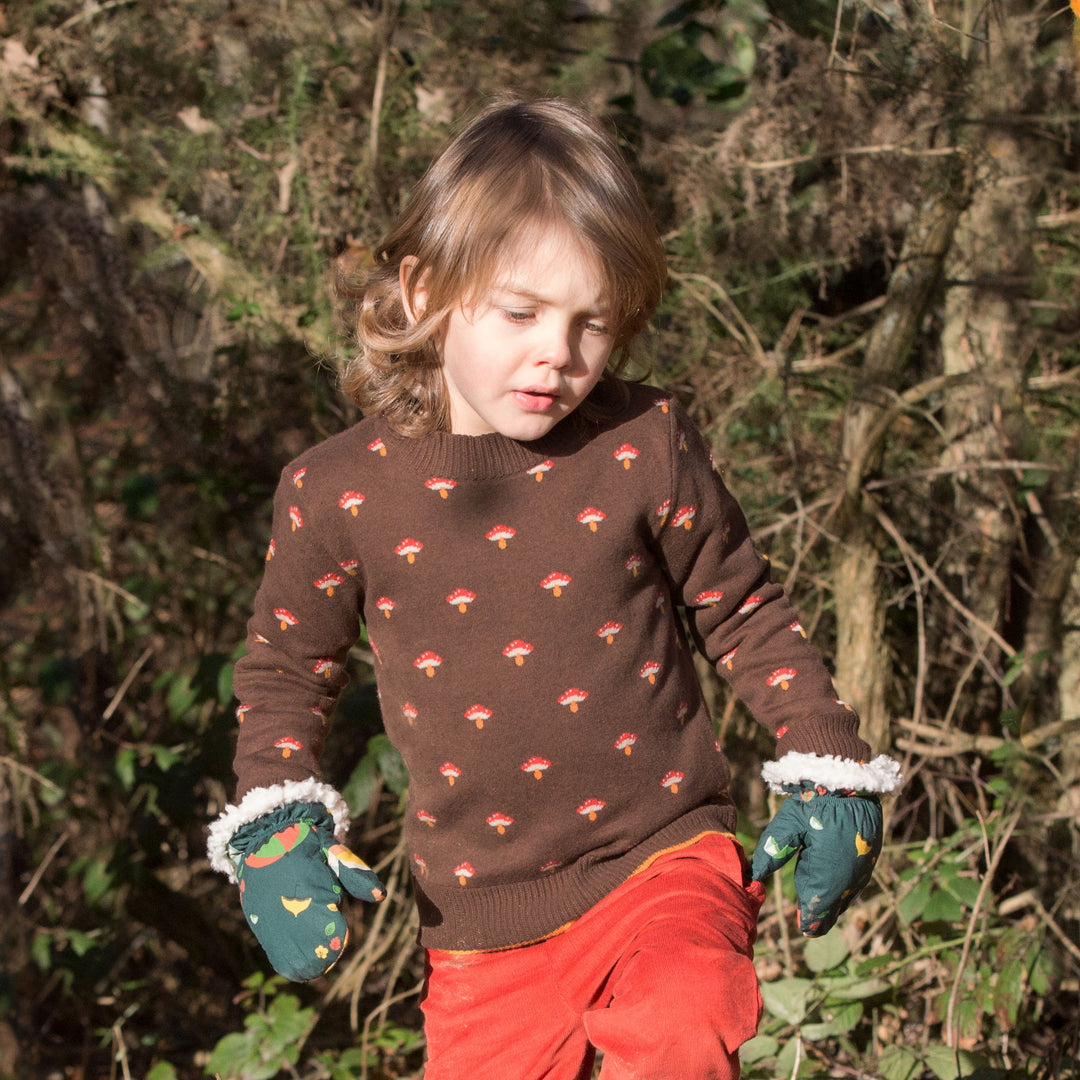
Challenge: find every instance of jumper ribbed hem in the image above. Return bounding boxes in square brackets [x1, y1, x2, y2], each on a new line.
[412, 803, 737, 952]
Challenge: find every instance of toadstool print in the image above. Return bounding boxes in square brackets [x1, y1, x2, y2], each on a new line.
[614, 443, 639, 469]
[503, 640, 533, 666]
[486, 812, 513, 835]
[339, 491, 364, 516]
[416, 809, 437, 827]
[376, 597, 395, 618]
[414, 651, 442, 677]
[311, 706, 327, 726]
[539, 860, 563, 873]
[775, 724, 789, 739]
[425, 477, 456, 499]
[368, 437, 386, 456]
[454, 862, 475, 886]
[661, 770, 684, 794]
[253, 632, 269, 644]
[274, 608, 298, 631]
[671, 506, 696, 530]
[527, 460, 553, 482]
[790, 620, 807, 638]
[401, 702, 417, 725]
[521, 756, 551, 779]
[694, 589, 724, 607]
[597, 621, 622, 644]
[577, 798, 605, 821]
[559, 688, 588, 713]
[656, 499, 672, 526]
[738, 596, 763, 615]
[464, 704, 491, 729]
[654, 397, 669, 414]
[275, 736, 302, 759]
[834, 698, 854, 712]
[615, 733, 638, 756]
[577, 507, 606, 532]
[312, 658, 333, 679]
[676, 701, 690, 725]
[767, 667, 797, 690]
[440, 762, 461, 786]
[235, 703, 252, 723]
[639, 660, 661, 685]
[446, 588, 476, 613]
[395, 538, 423, 563]
[289, 506, 303, 531]
[541, 571, 571, 597]
[412, 854, 427, 874]
[625, 554, 643, 577]
[486, 524, 516, 549]
[340, 559, 359, 576]
[719, 647, 738, 670]
[266, 538, 275, 561]
[292, 468, 306, 488]
[314, 572, 345, 597]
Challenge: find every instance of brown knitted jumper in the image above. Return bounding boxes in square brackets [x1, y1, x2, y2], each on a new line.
[230, 383, 870, 951]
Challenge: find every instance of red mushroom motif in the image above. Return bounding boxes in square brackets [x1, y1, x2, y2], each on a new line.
[339, 491, 364, 516]
[719, 647, 738, 670]
[503, 640, 534, 666]
[834, 698, 854, 712]
[521, 756, 551, 779]
[767, 667, 797, 690]
[790, 620, 807, 638]
[486, 812, 513, 835]
[671, 506, 696, 530]
[654, 397, 670, 414]
[368, 437, 386, 456]
[464, 704, 491, 729]
[292, 468, 306, 488]
[235, 704, 252, 722]
[395, 538, 423, 563]
[541, 571, 571, 597]
[314, 572, 345, 597]
[738, 596, 763, 615]
[412, 854, 427, 874]
[625, 554, 643, 577]
[414, 651, 442, 677]
[661, 770, 684, 794]
[288, 506, 303, 531]
[275, 736, 302, 759]
[597, 621, 622, 644]
[527, 460, 553, 482]
[416, 809, 437, 827]
[639, 660, 661, 685]
[539, 860, 563, 873]
[425, 477, 456, 499]
[265, 538, 275, 561]
[577, 798, 606, 821]
[274, 608, 298, 630]
[340, 559, 359, 576]
[614, 443, 639, 469]
[676, 701, 690, 724]
[402, 702, 417, 725]
[559, 688, 588, 713]
[486, 525, 516, 549]
[447, 588, 476, 614]
[454, 862, 475, 886]
[440, 762, 461, 786]
[656, 498, 671, 524]
[694, 589, 724, 607]
[376, 597, 395, 618]
[615, 733, 638, 756]
[577, 507, 606, 532]
[312, 658, 333, 678]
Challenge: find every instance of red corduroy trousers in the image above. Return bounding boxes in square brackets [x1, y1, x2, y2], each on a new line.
[420, 832, 766, 1080]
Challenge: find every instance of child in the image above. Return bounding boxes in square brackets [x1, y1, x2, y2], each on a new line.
[208, 97, 901, 1079]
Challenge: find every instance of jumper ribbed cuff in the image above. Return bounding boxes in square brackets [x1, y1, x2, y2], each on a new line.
[761, 752, 903, 795]
[206, 778, 351, 882]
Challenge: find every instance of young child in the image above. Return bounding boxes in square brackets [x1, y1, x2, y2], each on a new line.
[208, 97, 901, 1079]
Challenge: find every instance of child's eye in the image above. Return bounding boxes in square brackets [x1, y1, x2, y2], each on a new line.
[583, 320, 610, 336]
[501, 309, 535, 324]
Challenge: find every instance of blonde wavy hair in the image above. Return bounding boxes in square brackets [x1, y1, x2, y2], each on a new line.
[339, 96, 669, 436]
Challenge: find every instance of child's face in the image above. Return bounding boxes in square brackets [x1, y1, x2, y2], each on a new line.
[414, 227, 615, 440]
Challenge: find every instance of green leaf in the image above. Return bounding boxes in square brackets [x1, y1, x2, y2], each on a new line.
[31, 931, 52, 972]
[922, 1043, 982, 1080]
[878, 1044, 922, 1080]
[116, 746, 136, 791]
[948, 876, 983, 907]
[759, 977, 813, 1024]
[800, 999, 863, 1041]
[145, 1063, 179, 1080]
[922, 888, 964, 923]
[803, 931, 850, 973]
[818, 973, 891, 1002]
[898, 875, 933, 923]
[738, 1034, 779, 1065]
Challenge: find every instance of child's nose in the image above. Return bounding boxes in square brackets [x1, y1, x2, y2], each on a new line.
[539, 324, 574, 369]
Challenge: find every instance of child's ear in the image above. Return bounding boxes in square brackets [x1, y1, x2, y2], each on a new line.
[399, 256, 430, 325]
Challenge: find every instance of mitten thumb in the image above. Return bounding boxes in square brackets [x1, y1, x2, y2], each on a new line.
[325, 843, 386, 901]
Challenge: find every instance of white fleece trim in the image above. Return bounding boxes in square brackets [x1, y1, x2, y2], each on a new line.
[206, 778, 352, 881]
[761, 752, 903, 795]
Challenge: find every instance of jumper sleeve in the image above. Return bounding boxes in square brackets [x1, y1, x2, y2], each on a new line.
[230, 461, 367, 801]
[655, 399, 871, 765]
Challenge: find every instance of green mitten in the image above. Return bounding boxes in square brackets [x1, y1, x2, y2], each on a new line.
[751, 782, 882, 936]
[229, 801, 386, 981]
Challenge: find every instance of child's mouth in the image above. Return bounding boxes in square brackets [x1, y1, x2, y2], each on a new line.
[513, 390, 558, 412]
